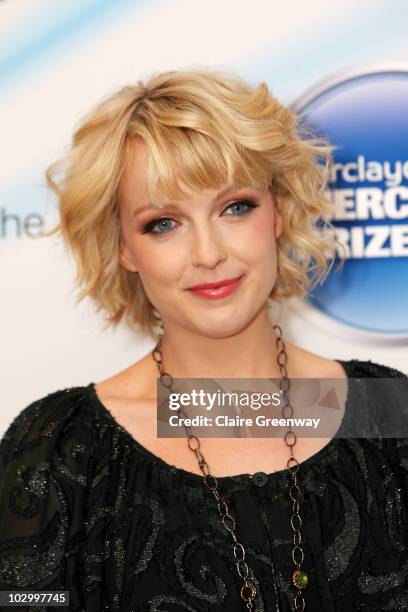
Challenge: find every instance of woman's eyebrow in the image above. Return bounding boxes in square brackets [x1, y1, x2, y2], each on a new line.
[131, 185, 249, 217]
[132, 204, 156, 216]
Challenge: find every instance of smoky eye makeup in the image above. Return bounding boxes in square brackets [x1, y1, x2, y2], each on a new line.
[140, 197, 260, 236]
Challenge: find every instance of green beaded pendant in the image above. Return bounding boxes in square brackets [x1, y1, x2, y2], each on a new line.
[292, 569, 309, 589]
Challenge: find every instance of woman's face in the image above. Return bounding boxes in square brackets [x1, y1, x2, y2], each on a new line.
[118, 139, 282, 338]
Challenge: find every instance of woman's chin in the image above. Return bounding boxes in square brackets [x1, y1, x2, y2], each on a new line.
[187, 316, 247, 339]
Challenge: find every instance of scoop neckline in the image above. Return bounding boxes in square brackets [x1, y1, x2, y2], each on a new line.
[87, 359, 354, 487]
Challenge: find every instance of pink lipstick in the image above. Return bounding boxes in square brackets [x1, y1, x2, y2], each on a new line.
[187, 275, 245, 299]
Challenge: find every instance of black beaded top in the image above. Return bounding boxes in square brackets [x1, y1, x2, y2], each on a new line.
[1, 359, 408, 611]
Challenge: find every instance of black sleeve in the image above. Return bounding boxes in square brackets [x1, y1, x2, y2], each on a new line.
[0, 389, 93, 611]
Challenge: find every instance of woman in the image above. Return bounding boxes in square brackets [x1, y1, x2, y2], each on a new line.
[0, 69, 407, 612]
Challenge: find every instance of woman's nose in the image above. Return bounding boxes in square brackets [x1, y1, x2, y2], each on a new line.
[190, 223, 228, 269]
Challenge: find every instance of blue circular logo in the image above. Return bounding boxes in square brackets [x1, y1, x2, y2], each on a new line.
[293, 66, 408, 335]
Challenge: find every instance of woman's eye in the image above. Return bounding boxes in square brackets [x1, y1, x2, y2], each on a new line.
[222, 199, 259, 217]
[142, 217, 177, 235]
[141, 199, 258, 235]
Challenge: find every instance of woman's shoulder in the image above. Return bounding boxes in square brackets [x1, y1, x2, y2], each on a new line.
[2, 383, 95, 432]
[286, 342, 407, 379]
[0, 384, 101, 474]
[338, 357, 408, 378]
[335, 358, 408, 439]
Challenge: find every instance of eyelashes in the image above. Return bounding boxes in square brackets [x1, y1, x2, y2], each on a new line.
[141, 199, 259, 236]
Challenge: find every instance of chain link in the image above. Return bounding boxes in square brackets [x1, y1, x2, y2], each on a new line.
[152, 324, 307, 611]
[274, 324, 307, 611]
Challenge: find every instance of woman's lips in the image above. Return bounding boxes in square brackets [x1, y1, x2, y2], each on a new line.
[187, 275, 245, 300]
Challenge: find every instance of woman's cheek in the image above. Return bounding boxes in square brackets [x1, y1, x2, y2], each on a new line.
[244, 215, 277, 261]
[139, 248, 183, 284]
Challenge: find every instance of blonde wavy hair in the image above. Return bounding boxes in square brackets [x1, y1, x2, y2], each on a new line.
[43, 68, 343, 339]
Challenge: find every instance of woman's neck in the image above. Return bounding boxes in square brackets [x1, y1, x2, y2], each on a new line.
[157, 315, 288, 380]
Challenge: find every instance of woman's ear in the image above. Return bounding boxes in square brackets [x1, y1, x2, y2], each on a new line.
[273, 194, 283, 240]
[119, 240, 138, 273]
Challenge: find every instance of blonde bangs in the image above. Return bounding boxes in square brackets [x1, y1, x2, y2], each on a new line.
[126, 106, 272, 210]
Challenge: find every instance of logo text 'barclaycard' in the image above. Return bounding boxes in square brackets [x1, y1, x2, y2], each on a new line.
[329, 155, 408, 259]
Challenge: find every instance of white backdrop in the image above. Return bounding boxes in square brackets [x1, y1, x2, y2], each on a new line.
[1, 0, 408, 435]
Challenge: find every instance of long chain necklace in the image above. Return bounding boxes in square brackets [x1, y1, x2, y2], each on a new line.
[151, 324, 308, 610]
